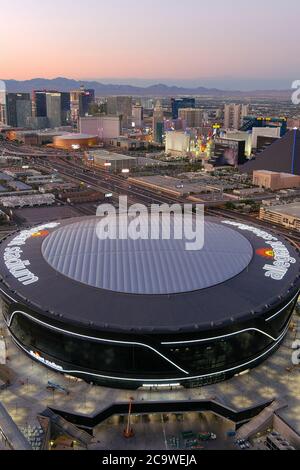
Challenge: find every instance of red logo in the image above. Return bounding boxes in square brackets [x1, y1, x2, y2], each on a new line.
[31, 230, 49, 238]
[256, 248, 274, 259]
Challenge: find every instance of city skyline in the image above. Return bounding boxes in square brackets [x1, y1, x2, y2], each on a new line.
[1, 0, 300, 88]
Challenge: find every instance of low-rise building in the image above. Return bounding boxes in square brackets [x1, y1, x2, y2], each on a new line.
[253, 170, 300, 190]
[52, 133, 99, 150]
[109, 137, 150, 151]
[58, 190, 104, 204]
[0, 156, 22, 168]
[128, 175, 205, 197]
[0, 193, 55, 208]
[7, 181, 32, 191]
[233, 187, 264, 197]
[26, 174, 64, 185]
[259, 202, 300, 231]
[7, 130, 66, 146]
[84, 149, 137, 172]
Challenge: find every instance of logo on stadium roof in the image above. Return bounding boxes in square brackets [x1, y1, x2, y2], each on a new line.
[31, 230, 49, 238]
[256, 248, 275, 259]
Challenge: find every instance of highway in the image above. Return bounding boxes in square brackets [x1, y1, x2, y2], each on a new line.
[1, 141, 300, 245]
[35, 157, 189, 207]
[1, 141, 189, 207]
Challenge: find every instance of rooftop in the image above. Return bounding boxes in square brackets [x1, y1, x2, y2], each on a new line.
[42, 218, 253, 296]
[266, 202, 300, 218]
[255, 170, 300, 178]
[55, 133, 98, 140]
[88, 150, 137, 161]
[0, 216, 299, 333]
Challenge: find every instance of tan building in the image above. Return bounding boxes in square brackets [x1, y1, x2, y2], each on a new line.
[224, 103, 250, 130]
[152, 100, 164, 143]
[106, 96, 132, 128]
[165, 131, 191, 157]
[132, 104, 143, 128]
[251, 127, 281, 149]
[178, 108, 203, 128]
[287, 118, 300, 129]
[79, 115, 122, 140]
[109, 137, 150, 151]
[253, 170, 300, 190]
[259, 203, 300, 231]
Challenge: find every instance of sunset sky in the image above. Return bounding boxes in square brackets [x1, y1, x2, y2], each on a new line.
[1, 0, 299, 89]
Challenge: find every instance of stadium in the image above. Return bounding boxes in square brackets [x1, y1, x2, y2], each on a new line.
[0, 215, 299, 390]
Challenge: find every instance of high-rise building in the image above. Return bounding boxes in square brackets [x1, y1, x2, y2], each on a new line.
[79, 89, 95, 117]
[171, 98, 196, 119]
[224, 130, 252, 157]
[106, 96, 132, 129]
[46, 92, 62, 128]
[132, 104, 143, 128]
[70, 87, 95, 122]
[60, 92, 71, 125]
[141, 97, 154, 110]
[178, 108, 203, 128]
[26, 116, 49, 130]
[152, 100, 164, 144]
[6, 93, 32, 128]
[224, 103, 250, 130]
[212, 137, 246, 166]
[164, 118, 184, 131]
[33, 90, 48, 118]
[79, 115, 122, 140]
[0, 80, 7, 126]
[33, 90, 71, 127]
[165, 131, 191, 156]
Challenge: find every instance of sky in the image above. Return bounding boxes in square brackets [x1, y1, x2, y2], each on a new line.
[1, 0, 300, 90]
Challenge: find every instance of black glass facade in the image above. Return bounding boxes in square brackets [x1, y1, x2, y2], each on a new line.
[162, 296, 298, 377]
[9, 312, 175, 377]
[171, 98, 196, 119]
[2, 291, 296, 389]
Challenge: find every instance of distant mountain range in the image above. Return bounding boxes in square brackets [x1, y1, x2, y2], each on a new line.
[1, 77, 292, 98]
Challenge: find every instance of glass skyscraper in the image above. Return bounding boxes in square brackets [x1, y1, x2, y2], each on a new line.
[171, 97, 196, 119]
